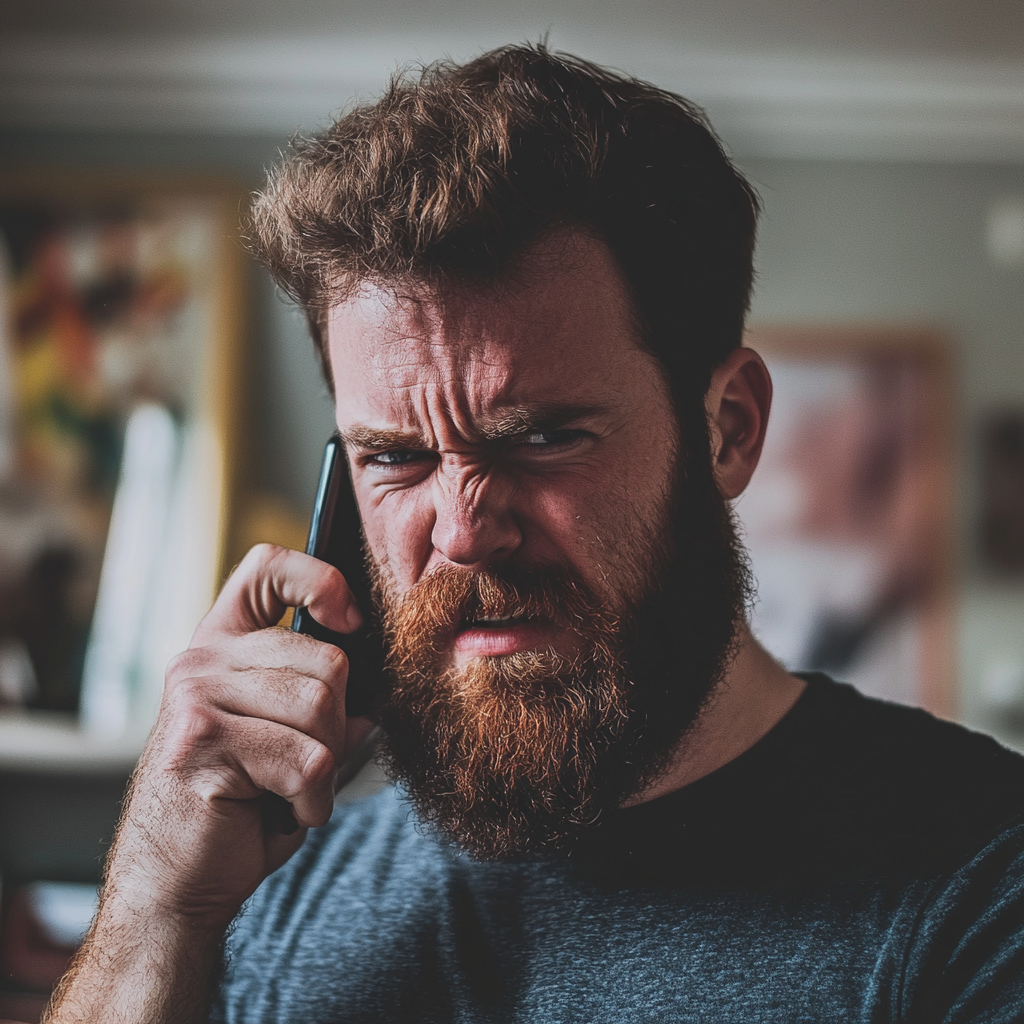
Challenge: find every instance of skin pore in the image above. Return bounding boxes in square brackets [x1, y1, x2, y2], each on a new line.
[329, 230, 805, 813]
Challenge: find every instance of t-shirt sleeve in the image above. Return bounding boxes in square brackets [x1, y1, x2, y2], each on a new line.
[901, 819, 1024, 1023]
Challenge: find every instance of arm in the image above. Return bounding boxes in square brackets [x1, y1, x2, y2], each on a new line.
[42, 544, 371, 1024]
[901, 821, 1024, 1023]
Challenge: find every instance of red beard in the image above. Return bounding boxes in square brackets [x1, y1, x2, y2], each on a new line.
[373, 456, 750, 859]
[375, 562, 652, 858]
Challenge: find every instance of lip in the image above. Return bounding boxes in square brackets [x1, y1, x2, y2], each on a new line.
[452, 619, 560, 659]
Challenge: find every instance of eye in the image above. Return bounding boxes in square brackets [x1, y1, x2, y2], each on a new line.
[515, 430, 582, 449]
[367, 449, 428, 467]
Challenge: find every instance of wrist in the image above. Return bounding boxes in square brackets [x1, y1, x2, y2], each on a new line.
[100, 871, 245, 937]
[44, 898, 226, 1024]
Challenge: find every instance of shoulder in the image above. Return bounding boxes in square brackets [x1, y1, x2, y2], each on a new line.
[901, 818, 1024, 1021]
[792, 675, 1024, 872]
[798, 673, 1024, 806]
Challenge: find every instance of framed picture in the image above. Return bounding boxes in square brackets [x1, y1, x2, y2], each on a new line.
[0, 172, 245, 746]
[738, 326, 956, 718]
[980, 411, 1024, 573]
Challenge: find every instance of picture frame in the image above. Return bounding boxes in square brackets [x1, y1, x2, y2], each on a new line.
[739, 325, 956, 719]
[0, 171, 247, 762]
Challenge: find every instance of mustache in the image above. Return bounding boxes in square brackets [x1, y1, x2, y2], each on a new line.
[376, 562, 622, 654]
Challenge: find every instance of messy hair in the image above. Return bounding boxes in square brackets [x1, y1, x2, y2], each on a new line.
[249, 42, 760, 399]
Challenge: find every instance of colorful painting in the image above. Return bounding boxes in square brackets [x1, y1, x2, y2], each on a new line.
[0, 179, 241, 716]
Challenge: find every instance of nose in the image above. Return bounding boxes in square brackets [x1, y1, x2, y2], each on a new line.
[430, 462, 522, 570]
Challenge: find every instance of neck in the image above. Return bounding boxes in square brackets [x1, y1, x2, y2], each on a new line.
[624, 623, 806, 807]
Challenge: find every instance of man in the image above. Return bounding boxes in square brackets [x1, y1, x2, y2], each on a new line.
[46, 45, 1024, 1023]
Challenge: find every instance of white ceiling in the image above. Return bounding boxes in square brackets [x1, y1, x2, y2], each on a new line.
[3, 0, 1024, 162]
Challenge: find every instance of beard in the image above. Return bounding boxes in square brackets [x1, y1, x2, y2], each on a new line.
[372, 440, 752, 860]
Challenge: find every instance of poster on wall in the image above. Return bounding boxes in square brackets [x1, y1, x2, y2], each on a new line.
[737, 327, 955, 717]
[0, 174, 244, 737]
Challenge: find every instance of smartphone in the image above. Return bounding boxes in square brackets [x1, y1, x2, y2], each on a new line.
[291, 434, 386, 720]
[264, 435, 386, 834]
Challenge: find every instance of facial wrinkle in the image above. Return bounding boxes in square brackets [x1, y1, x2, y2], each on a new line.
[436, 456, 501, 524]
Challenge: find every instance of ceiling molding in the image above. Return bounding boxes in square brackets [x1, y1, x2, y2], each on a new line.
[2, 34, 1024, 162]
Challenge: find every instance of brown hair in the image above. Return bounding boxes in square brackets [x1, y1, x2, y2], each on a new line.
[249, 42, 760, 399]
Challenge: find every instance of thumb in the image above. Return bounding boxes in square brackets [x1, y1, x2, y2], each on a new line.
[192, 543, 363, 645]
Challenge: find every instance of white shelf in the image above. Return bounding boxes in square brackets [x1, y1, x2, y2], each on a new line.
[0, 710, 147, 773]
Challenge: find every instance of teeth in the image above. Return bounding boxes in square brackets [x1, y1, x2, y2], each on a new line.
[475, 614, 517, 624]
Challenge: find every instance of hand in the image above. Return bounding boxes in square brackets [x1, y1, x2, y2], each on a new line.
[103, 543, 373, 933]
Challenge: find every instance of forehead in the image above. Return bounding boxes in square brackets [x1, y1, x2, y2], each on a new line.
[326, 236, 660, 429]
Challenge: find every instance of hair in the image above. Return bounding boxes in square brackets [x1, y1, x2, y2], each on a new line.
[249, 42, 760, 404]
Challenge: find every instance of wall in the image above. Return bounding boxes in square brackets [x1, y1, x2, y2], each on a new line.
[0, 127, 338, 508]
[740, 157, 1024, 744]
[3, 129, 1024, 743]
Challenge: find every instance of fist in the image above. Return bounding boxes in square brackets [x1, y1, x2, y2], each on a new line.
[104, 544, 373, 931]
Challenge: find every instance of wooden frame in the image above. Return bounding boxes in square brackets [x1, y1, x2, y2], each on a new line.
[0, 171, 246, 758]
[741, 325, 957, 719]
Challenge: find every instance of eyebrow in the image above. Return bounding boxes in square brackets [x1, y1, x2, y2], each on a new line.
[477, 404, 604, 440]
[340, 404, 605, 450]
[340, 426, 423, 451]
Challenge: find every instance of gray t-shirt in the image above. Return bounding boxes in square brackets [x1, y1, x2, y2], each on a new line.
[213, 675, 1024, 1022]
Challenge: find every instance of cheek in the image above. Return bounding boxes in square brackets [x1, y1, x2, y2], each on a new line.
[517, 471, 650, 585]
[356, 484, 437, 590]
[539, 444, 676, 604]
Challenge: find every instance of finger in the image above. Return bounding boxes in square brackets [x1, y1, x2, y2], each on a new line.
[182, 627, 349, 677]
[172, 664, 348, 755]
[194, 544, 363, 643]
[166, 630, 350, 748]
[189, 713, 339, 829]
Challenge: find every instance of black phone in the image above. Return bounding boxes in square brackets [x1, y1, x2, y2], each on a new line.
[264, 435, 386, 835]
[291, 433, 386, 720]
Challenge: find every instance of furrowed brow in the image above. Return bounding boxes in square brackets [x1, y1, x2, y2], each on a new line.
[341, 405, 605, 450]
[478, 404, 604, 441]
[340, 426, 425, 451]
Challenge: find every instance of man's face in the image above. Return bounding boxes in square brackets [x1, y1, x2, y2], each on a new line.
[328, 236, 678, 640]
[328, 233, 744, 856]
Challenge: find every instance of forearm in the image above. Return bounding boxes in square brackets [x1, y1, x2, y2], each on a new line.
[38, 546, 356, 1023]
[42, 901, 226, 1024]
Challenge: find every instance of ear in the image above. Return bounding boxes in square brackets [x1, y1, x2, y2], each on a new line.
[704, 347, 773, 500]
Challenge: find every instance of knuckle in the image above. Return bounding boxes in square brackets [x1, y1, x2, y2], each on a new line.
[322, 562, 346, 591]
[158, 704, 225, 766]
[247, 541, 285, 566]
[164, 674, 210, 715]
[165, 648, 204, 685]
[311, 562, 349, 607]
[318, 642, 350, 681]
[300, 742, 336, 788]
[182, 706, 225, 747]
[303, 677, 336, 722]
[236, 542, 290, 585]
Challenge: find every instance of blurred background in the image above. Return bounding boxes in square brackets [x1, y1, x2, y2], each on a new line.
[1, 1, 1023, 1017]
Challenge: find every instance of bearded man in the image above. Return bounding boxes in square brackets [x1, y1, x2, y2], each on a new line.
[45, 45, 1024, 1024]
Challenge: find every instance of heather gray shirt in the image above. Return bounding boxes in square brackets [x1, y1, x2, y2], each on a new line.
[213, 676, 1024, 1022]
